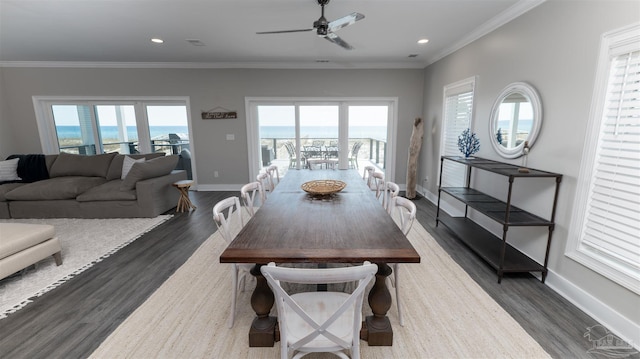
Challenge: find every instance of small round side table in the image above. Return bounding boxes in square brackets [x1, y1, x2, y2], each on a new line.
[172, 180, 196, 212]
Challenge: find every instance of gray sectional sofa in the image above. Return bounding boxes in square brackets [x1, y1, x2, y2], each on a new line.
[0, 152, 187, 218]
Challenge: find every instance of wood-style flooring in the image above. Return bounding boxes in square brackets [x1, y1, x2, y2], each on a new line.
[0, 191, 634, 359]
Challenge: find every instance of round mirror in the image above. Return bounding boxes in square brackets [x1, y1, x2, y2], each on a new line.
[489, 82, 542, 158]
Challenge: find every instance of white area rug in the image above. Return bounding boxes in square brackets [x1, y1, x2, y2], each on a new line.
[0, 215, 172, 319]
[91, 219, 550, 358]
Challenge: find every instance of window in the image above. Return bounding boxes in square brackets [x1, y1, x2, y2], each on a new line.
[567, 23, 640, 294]
[440, 77, 476, 189]
[33, 97, 191, 157]
[246, 98, 396, 182]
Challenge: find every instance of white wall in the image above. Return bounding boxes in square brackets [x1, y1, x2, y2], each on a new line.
[420, 0, 639, 343]
[0, 68, 424, 186]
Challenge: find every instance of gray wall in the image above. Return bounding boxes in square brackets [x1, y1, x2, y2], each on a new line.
[421, 0, 639, 338]
[0, 68, 424, 185]
[0, 68, 16, 155]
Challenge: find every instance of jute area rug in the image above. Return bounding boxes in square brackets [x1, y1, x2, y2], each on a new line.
[0, 215, 172, 319]
[91, 217, 550, 359]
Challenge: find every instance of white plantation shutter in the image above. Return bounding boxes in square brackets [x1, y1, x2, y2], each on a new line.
[568, 24, 640, 293]
[441, 78, 475, 188]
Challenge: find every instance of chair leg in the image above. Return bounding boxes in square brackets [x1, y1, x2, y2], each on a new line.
[228, 267, 238, 328]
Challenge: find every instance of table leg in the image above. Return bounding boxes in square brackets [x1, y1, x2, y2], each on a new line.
[361, 262, 393, 346]
[248, 264, 277, 347]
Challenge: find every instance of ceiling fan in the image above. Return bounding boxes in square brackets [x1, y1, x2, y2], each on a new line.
[256, 0, 364, 50]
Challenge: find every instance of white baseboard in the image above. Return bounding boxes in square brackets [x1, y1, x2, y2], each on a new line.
[419, 185, 639, 350]
[545, 270, 640, 350]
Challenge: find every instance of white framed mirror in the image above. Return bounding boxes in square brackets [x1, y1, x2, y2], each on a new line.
[489, 82, 542, 158]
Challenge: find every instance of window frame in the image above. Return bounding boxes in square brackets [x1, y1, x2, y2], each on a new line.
[565, 22, 640, 294]
[438, 77, 477, 215]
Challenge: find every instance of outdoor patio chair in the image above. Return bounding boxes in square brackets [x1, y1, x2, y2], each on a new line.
[348, 142, 363, 169]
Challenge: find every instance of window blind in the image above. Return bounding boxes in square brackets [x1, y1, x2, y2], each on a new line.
[581, 49, 640, 279]
[441, 84, 474, 188]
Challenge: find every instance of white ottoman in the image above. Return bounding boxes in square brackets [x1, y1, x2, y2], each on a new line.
[0, 223, 62, 280]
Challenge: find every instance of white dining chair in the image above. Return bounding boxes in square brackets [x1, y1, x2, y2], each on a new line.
[240, 181, 264, 218]
[266, 164, 280, 189]
[261, 261, 377, 359]
[388, 196, 416, 327]
[362, 165, 376, 183]
[370, 171, 385, 199]
[212, 196, 253, 328]
[257, 172, 272, 196]
[381, 181, 400, 213]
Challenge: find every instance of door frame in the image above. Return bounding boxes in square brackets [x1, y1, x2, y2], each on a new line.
[245, 97, 398, 182]
[32, 96, 198, 186]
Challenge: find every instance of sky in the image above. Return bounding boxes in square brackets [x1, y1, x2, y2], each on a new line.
[258, 105, 388, 127]
[52, 105, 188, 126]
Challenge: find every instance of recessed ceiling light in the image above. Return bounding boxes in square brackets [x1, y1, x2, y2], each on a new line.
[151, 38, 164, 44]
[417, 38, 429, 44]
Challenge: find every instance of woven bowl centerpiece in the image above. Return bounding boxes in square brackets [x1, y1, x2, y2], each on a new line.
[301, 180, 347, 196]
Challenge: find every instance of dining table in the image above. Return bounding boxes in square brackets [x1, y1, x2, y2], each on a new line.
[219, 169, 421, 347]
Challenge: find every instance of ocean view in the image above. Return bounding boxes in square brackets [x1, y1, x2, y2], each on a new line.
[56, 126, 189, 140]
[260, 126, 387, 140]
[56, 125, 388, 141]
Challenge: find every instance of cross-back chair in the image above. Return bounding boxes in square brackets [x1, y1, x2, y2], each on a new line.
[388, 196, 416, 327]
[266, 164, 280, 189]
[257, 172, 273, 195]
[362, 165, 376, 185]
[381, 181, 400, 213]
[261, 262, 378, 359]
[212, 196, 253, 328]
[370, 171, 385, 199]
[240, 181, 265, 218]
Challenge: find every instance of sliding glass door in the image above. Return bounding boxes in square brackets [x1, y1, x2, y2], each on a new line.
[247, 98, 397, 182]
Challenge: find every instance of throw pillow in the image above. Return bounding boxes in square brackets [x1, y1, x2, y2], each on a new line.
[106, 153, 166, 180]
[121, 156, 145, 179]
[0, 158, 21, 182]
[120, 155, 179, 191]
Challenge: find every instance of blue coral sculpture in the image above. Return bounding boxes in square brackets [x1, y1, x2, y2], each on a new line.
[458, 128, 480, 158]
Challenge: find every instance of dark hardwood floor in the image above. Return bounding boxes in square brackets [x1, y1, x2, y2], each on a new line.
[0, 191, 634, 359]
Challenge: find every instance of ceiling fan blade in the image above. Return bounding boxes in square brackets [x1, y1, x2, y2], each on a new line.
[256, 28, 313, 35]
[327, 12, 364, 33]
[323, 32, 354, 50]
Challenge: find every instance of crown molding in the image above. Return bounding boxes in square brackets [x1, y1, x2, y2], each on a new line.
[424, 0, 546, 66]
[0, 60, 427, 70]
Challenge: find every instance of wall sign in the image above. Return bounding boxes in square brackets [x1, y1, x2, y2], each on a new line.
[201, 106, 237, 119]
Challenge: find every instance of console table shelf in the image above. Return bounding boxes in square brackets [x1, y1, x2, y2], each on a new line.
[436, 156, 562, 283]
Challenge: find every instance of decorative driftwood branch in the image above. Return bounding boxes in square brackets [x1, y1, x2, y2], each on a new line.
[406, 117, 424, 199]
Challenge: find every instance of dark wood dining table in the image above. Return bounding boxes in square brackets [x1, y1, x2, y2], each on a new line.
[219, 169, 420, 347]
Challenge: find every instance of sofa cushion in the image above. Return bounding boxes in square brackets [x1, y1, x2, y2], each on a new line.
[120, 155, 179, 191]
[106, 153, 166, 180]
[49, 152, 116, 178]
[0, 158, 21, 182]
[0, 183, 25, 202]
[76, 180, 137, 202]
[5, 177, 108, 200]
